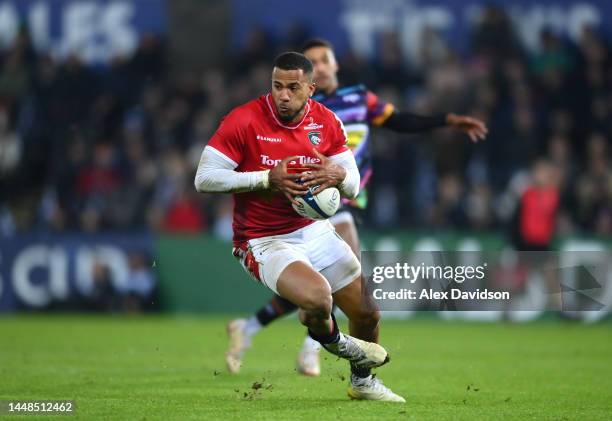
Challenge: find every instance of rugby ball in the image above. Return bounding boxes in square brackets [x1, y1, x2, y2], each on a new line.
[292, 187, 341, 220]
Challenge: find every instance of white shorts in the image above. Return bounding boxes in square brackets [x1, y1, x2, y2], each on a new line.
[232, 220, 360, 295]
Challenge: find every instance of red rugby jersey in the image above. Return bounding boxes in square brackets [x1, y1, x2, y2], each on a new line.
[207, 94, 349, 245]
[519, 186, 559, 246]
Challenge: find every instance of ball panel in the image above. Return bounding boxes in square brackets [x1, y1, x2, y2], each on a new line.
[292, 187, 340, 220]
[314, 188, 340, 216]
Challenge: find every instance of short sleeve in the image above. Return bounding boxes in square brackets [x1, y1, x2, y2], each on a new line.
[206, 109, 247, 166]
[326, 112, 350, 157]
[366, 91, 395, 127]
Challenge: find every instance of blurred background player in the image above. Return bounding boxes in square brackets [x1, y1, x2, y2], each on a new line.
[196, 52, 405, 402]
[494, 158, 562, 316]
[512, 159, 560, 252]
[226, 39, 488, 375]
[513, 158, 562, 309]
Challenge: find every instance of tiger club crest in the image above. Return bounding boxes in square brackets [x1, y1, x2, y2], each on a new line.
[308, 131, 322, 145]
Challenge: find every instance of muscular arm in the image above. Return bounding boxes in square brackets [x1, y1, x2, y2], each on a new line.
[194, 146, 269, 193]
[381, 110, 447, 133]
[329, 151, 360, 199]
[381, 110, 488, 142]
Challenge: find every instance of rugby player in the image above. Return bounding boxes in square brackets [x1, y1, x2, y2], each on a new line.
[195, 52, 405, 402]
[226, 39, 488, 377]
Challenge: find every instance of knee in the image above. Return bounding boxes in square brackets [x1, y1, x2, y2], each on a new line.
[351, 309, 381, 330]
[301, 282, 333, 312]
[299, 284, 333, 324]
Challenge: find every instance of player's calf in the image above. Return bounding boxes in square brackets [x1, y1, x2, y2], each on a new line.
[276, 262, 388, 369]
[348, 308, 381, 339]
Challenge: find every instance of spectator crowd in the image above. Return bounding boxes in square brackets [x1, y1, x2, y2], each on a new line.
[0, 6, 610, 240]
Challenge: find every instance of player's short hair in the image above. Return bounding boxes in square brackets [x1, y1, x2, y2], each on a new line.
[301, 38, 334, 53]
[273, 52, 313, 80]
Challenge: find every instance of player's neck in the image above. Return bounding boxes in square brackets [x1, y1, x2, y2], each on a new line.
[280, 103, 309, 125]
[291, 108, 306, 124]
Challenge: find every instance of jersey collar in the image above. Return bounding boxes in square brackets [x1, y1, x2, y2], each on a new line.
[265, 94, 311, 130]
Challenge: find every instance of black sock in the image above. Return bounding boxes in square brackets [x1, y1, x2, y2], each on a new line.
[304, 304, 338, 338]
[350, 363, 371, 379]
[308, 313, 340, 345]
[255, 295, 298, 326]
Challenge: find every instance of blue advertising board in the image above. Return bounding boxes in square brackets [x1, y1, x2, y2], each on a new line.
[0, 232, 154, 312]
[0, 0, 166, 64]
[231, 0, 611, 60]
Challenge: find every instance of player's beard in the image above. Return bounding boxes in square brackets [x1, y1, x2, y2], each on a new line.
[277, 99, 308, 123]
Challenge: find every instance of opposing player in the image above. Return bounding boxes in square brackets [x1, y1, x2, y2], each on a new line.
[195, 52, 405, 402]
[226, 39, 488, 377]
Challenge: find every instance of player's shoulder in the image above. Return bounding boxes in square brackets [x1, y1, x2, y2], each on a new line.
[313, 84, 368, 102]
[336, 84, 368, 96]
[222, 96, 265, 126]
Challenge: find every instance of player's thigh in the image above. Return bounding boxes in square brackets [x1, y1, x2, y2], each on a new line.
[330, 211, 360, 257]
[308, 223, 361, 294]
[233, 238, 309, 295]
[276, 261, 332, 311]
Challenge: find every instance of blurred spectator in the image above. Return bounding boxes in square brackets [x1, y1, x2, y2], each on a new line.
[466, 182, 493, 230]
[512, 159, 560, 251]
[532, 30, 573, 77]
[163, 183, 206, 234]
[0, 49, 30, 105]
[573, 134, 612, 235]
[509, 159, 564, 311]
[76, 143, 123, 231]
[431, 173, 467, 228]
[232, 26, 274, 73]
[472, 5, 522, 61]
[0, 106, 21, 176]
[417, 26, 451, 69]
[374, 31, 409, 91]
[122, 252, 157, 313]
[88, 261, 117, 312]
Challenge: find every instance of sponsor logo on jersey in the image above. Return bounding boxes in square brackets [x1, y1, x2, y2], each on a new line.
[260, 154, 321, 167]
[304, 117, 324, 130]
[256, 134, 282, 143]
[308, 131, 322, 145]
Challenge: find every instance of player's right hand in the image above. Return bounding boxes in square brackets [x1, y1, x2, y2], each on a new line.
[268, 156, 309, 204]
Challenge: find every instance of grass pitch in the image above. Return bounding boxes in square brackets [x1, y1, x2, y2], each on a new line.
[1, 315, 611, 420]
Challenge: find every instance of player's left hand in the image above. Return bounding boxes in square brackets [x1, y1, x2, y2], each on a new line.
[301, 149, 347, 195]
[446, 113, 488, 143]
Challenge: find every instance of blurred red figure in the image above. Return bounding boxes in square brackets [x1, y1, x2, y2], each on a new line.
[515, 159, 560, 251]
[511, 159, 562, 311]
[76, 143, 122, 197]
[163, 188, 206, 233]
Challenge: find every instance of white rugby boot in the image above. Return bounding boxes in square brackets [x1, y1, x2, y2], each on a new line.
[225, 319, 251, 374]
[296, 336, 321, 376]
[323, 334, 390, 369]
[348, 375, 406, 403]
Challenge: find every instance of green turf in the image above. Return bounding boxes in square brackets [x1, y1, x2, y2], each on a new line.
[1, 315, 611, 420]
